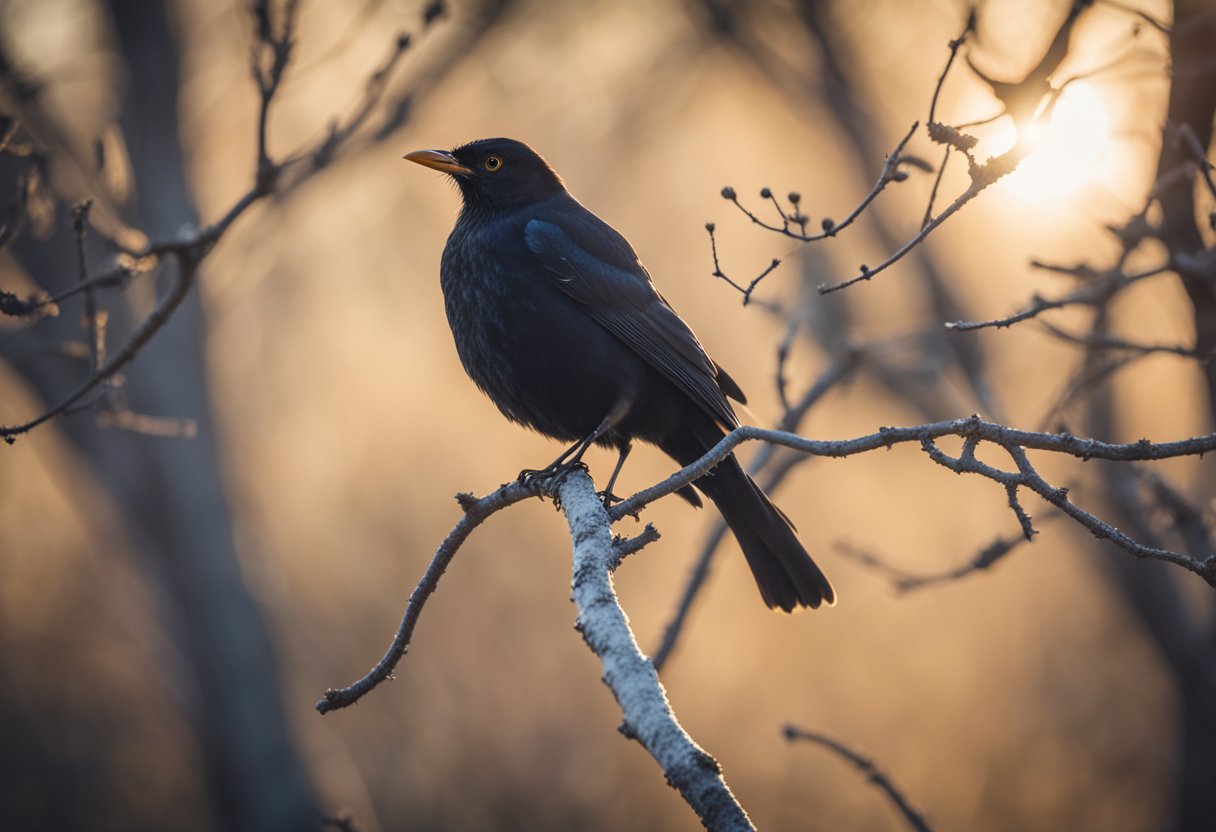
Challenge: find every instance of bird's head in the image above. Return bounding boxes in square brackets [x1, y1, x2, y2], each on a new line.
[404, 138, 567, 214]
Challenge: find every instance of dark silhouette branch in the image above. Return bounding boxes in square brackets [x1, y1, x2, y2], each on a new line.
[928, 9, 977, 126]
[1, 253, 198, 441]
[1037, 320, 1204, 360]
[316, 477, 546, 714]
[782, 725, 933, 832]
[709, 121, 922, 304]
[0, 1, 442, 442]
[834, 530, 1038, 594]
[946, 264, 1170, 332]
[719, 122, 921, 242]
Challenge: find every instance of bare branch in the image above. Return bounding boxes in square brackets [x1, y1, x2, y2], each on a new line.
[609, 418, 1216, 583]
[782, 725, 932, 832]
[706, 220, 782, 303]
[835, 531, 1035, 594]
[718, 4, 1123, 301]
[945, 264, 1168, 331]
[1, 254, 198, 442]
[1037, 320, 1203, 360]
[70, 199, 101, 371]
[921, 146, 952, 230]
[710, 122, 921, 303]
[719, 122, 920, 246]
[927, 8, 977, 126]
[317, 478, 546, 713]
[613, 524, 661, 564]
[817, 140, 1031, 296]
[250, 0, 300, 178]
[0, 5, 439, 442]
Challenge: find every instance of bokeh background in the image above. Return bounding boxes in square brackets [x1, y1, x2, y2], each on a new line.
[1, 0, 1211, 830]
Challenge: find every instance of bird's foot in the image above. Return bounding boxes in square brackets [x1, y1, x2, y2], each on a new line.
[518, 460, 590, 513]
[598, 489, 624, 509]
[518, 459, 589, 486]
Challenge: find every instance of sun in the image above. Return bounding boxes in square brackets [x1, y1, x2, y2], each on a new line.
[987, 82, 1111, 201]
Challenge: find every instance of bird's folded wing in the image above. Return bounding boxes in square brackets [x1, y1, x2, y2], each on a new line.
[525, 218, 739, 430]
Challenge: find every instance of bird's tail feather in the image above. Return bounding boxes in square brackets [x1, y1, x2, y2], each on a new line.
[661, 431, 834, 612]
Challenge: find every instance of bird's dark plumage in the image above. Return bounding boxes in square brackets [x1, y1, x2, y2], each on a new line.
[406, 137, 834, 611]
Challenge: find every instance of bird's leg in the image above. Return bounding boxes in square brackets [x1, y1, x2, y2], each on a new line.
[518, 399, 631, 484]
[598, 440, 632, 507]
[518, 437, 589, 482]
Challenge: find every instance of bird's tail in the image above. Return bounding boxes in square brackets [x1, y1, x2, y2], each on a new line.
[662, 431, 834, 612]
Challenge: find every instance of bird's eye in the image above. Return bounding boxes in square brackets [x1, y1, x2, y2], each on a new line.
[483, 155, 503, 172]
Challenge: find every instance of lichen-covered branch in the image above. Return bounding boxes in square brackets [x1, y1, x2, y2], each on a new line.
[559, 469, 754, 832]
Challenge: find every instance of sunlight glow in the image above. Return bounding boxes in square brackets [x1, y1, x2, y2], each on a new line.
[988, 82, 1111, 202]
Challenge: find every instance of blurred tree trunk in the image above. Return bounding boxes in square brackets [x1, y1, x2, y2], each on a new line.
[1158, 0, 1216, 422]
[1088, 361, 1216, 832]
[1136, 3, 1216, 828]
[3, 3, 318, 830]
[1090, 6, 1216, 823]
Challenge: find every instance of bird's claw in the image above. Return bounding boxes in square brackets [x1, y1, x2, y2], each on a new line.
[518, 465, 556, 484]
[518, 459, 589, 486]
[598, 490, 624, 509]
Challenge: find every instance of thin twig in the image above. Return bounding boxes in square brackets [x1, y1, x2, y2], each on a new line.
[783, 725, 933, 832]
[710, 122, 920, 303]
[834, 529, 1037, 593]
[71, 200, 101, 371]
[816, 139, 1031, 295]
[928, 9, 977, 126]
[0, 4, 435, 442]
[722, 122, 920, 246]
[945, 265, 1168, 331]
[921, 146, 952, 230]
[1037, 319, 1202, 360]
[317, 478, 547, 713]
[1, 255, 197, 442]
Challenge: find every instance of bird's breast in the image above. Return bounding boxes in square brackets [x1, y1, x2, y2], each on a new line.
[438, 219, 649, 441]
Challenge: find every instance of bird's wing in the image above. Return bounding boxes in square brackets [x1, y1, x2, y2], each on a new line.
[525, 216, 740, 430]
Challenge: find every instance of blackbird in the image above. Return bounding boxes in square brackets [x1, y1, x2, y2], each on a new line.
[405, 137, 834, 611]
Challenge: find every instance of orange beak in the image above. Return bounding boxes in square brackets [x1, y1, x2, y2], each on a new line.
[403, 148, 471, 176]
